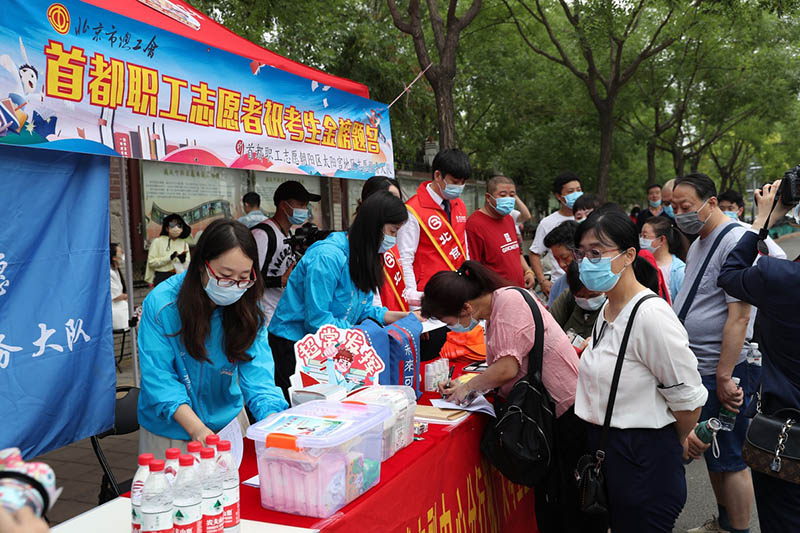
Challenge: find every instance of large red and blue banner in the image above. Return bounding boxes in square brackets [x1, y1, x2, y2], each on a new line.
[0, 0, 394, 178]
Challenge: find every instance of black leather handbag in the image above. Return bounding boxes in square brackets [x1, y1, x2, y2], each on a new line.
[575, 294, 657, 515]
[480, 288, 555, 487]
[742, 390, 800, 484]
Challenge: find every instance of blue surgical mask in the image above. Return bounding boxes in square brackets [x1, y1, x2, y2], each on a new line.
[563, 191, 583, 209]
[579, 253, 626, 292]
[723, 211, 739, 221]
[379, 234, 396, 254]
[662, 204, 674, 218]
[575, 294, 607, 311]
[286, 206, 308, 225]
[448, 315, 478, 333]
[491, 195, 516, 216]
[442, 183, 465, 200]
[204, 278, 248, 306]
[649, 199, 662, 208]
[639, 237, 657, 252]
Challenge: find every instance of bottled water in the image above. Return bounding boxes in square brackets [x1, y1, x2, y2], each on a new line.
[187, 441, 203, 464]
[199, 447, 224, 533]
[718, 377, 741, 431]
[205, 434, 220, 457]
[131, 453, 154, 533]
[216, 440, 240, 533]
[164, 448, 181, 486]
[173, 454, 202, 533]
[140, 460, 173, 533]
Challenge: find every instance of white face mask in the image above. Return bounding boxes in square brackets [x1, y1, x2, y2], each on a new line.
[575, 294, 606, 311]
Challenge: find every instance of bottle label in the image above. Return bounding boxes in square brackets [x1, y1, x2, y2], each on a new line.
[222, 486, 240, 527]
[202, 514, 225, 533]
[174, 503, 202, 533]
[132, 504, 141, 532]
[141, 509, 172, 532]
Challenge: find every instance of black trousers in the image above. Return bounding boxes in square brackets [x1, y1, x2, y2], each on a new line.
[586, 423, 687, 533]
[753, 470, 800, 532]
[152, 271, 174, 286]
[267, 333, 297, 404]
[534, 408, 608, 533]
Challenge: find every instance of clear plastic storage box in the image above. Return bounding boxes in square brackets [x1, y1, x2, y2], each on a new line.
[347, 386, 416, 461]
[245, 400, 390, 518]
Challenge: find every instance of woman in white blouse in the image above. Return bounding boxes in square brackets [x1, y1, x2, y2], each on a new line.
[573, 209, 707, 533]
[110, 243, 129, 331]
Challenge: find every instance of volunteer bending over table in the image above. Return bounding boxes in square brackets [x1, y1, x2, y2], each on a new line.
[138, 219, 288, 456]
[269, 191, 412, 400]
[421, 260, 606, 533]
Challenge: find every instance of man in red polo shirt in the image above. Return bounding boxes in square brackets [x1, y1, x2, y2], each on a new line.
[397, 149, 471, 307]
[466, 175, 535, 288]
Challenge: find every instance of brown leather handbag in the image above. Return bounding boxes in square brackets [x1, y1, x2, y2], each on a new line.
[742, 390, 800, 484]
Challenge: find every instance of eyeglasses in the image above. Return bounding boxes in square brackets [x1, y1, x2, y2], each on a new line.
[573, 248, 621, 264]
[168, 221, 183, 229]
[205, 262, 256, 289]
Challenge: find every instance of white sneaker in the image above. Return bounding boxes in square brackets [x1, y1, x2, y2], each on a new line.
[687, 516, 730, 533]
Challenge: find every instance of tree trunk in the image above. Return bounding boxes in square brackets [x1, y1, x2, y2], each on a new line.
[646, 139, 657, 186]
[672, 150, 685, 177]
[433, 77, 458, 150]
[597, 107, 614, 202]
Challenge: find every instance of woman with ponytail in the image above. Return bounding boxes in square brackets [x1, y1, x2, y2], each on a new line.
[573, 209, 707, 532]
[421, 260, 604, 533]
[640, 215, 687, 300]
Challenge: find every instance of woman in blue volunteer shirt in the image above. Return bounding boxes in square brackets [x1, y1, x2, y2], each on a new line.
[138, 219, 287, 456]
[268, 191, 412, 400]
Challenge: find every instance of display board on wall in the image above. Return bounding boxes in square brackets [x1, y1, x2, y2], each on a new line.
[141, 160, 248, 245]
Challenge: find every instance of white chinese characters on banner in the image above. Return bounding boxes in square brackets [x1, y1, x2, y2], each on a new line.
[0, 253, 9, 296]
[0, 318, 92, 369]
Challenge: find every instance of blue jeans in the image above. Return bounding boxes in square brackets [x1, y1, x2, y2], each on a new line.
[700, 361, 757, 472]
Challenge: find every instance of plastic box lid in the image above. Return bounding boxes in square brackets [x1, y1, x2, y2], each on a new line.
[246, 400, 391, 450]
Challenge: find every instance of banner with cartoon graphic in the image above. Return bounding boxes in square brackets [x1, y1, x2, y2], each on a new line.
[0, 0, 394, 179]
[292, 325, 386, 392]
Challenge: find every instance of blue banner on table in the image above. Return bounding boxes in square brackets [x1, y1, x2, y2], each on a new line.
[0, 0, 394, 179]
[0, 144, 114, 459]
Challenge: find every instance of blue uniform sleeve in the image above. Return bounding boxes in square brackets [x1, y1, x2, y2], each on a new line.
[671, 261, 685, 299]
[137, 297, 191, 423]
[303, 252, 359, 332]
[717, 231, 769, 307]
[239, 325, 288, 420]
[358, 302, 388, 326]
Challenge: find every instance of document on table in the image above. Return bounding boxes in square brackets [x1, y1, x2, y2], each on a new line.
[430, 395, 496, 418]
[217, 415, 244, 469]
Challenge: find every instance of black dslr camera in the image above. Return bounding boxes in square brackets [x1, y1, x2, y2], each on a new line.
[284, 222, 332, 259]
[779, 166, 800, 206]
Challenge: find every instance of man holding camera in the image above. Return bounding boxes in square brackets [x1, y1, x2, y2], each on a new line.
[718, 176, 800, 532]
[251, 181, 321, 325]
[672, 174, 755, 533]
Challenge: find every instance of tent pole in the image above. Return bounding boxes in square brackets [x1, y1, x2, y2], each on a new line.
[119, 158, 140, 386]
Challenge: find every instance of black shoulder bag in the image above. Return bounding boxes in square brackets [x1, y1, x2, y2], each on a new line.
[742, 388, 800, 484]
[479, 288, 555, 487]
[575, 294, 658, 515]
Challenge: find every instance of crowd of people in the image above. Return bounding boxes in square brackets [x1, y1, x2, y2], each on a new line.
[113, 148, 799, 533]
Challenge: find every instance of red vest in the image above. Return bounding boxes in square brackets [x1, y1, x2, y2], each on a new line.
[405, 182, 467, 291]
[379, 245, 408, 312]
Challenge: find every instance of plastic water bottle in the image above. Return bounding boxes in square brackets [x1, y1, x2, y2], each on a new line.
[187, 441, 203, 464]
[199, 447, 224, 533]
[140, 460, 173, 533]
[205, 434, 220, 456]
[131, 453, 154, 533]
[164, 448, 181, 486]
[216, 440, 240, 533]
[718, 377, 741, 431]
[748, 342, 763, 366]
[173, 454, 202, 533]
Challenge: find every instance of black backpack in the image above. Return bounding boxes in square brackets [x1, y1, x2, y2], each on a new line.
[480, 287, 555, 487]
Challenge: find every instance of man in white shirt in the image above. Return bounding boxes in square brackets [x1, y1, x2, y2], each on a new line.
[237, 191, 268, 228]
[529, 172, 582, 298]
[251, 181, 321, 325]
